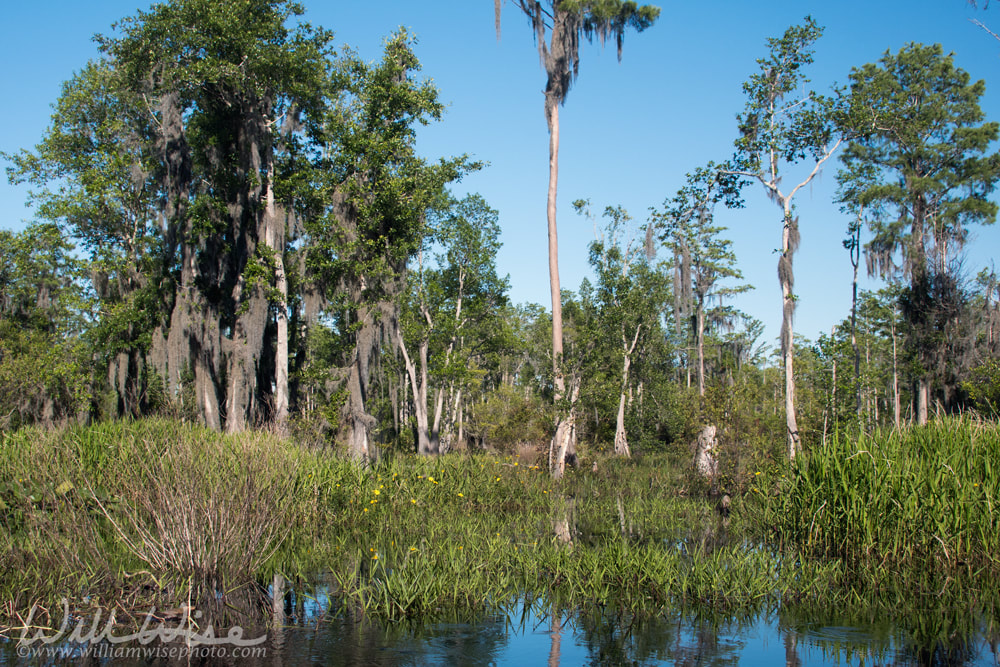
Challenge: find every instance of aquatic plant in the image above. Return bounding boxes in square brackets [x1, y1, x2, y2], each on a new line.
[766, 417, 1000, 570]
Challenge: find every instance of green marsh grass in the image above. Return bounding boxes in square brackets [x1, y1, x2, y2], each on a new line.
[0, 419, 303, 624]
[2, 416, 998, 634]
[767, 417, 1000, 571]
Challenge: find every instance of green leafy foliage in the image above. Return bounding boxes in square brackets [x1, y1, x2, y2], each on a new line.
[964, 360, 1000, 417]
[0, 224, 92, 427]
[838, 43, 1000, 282]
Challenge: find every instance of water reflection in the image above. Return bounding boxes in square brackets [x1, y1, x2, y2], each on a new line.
[3, 592, 999, 666]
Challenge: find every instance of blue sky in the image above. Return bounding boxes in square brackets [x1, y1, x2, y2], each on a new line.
[2, 1, 999, 350]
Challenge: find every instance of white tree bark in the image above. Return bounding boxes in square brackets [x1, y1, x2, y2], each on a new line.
[265, 159, 289, 433]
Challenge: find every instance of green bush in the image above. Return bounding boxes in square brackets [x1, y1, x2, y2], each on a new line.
[466, 384, 552, 452]
[963, 359, 1000, 417]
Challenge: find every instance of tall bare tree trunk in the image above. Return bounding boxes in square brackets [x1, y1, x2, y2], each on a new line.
[892, 320, 901, 429]
[545, 94, 576, 477]
[849, 224, 861, 419]
[780, 206, 801, 459]
[831, 357, 837, 430]
[696, 301, 706, 397]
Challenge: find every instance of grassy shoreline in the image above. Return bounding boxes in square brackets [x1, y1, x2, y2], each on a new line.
[1, 417, 998, 634]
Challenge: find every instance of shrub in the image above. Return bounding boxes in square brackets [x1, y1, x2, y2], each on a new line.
[466, 385, 552, 453]
[963, 359, 1000, 417]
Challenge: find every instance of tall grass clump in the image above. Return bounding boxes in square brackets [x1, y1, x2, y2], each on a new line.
[0, 418, 303, 624]
[92, 420, 300, 619]
[769, 417, 1000, 569]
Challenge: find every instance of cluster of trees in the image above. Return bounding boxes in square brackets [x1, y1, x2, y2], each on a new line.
[2, 0, 475, 461]
[2, 1, 999, 470]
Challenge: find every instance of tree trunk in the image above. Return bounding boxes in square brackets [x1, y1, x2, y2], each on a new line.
[265, 160, 290, 434]
[779, 206, 801, 459]
[394, 320, 436, 455]
[343, 305, 379, 461]
[455, 388, 464, 449]
[831, 357, 837, 430]
[156, 90, 225, 430]
[545, 90, 576, 476]
[696, 299, 706, 397]
[614, 390, 630, 457]
[225, 126, 273, 433]
[892, 320, 901, 429]
[431, 385, 445, 453]
[916, 376, 930, 426]
[550, 382, 579, 479]
[850, 237, 861, 419]
[614, 325, 641, 458]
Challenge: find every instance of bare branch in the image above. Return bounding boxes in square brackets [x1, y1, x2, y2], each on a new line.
[970, 17, 1000, 42]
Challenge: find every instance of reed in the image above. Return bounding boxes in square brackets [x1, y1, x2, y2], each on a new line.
[0, 419, 302, 623]
[766, 416, 1000, 570]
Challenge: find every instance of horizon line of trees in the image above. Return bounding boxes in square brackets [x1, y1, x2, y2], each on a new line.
[2, 2, 999, 469]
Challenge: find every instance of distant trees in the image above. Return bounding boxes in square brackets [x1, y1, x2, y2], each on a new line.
[575, 201, 670, 457]
[838, 42, 1000, 424]
[4, 60, 160, 419]
[651, 166, 750, 399]
[0, 224, 91, 427]
[5, 0, 1000, 466]
[395, 194, 509, 454]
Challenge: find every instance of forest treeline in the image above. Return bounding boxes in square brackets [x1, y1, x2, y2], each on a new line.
[2, 0, 999, 469]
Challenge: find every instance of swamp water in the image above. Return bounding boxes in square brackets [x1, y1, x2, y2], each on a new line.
[4, 581, 999, 666]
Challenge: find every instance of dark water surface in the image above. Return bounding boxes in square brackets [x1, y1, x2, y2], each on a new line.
[4, 584, 999, 667]
[258, 602, 1000, 666]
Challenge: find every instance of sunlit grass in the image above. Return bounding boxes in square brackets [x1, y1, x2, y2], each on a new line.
[764, 416, 1000, 571]
[1, 416, 998, 629]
